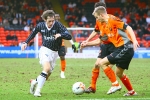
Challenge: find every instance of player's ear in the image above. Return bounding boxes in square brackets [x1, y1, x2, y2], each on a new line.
[100, 14, 103, 17]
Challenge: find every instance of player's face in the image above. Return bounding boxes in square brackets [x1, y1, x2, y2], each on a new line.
[46, 16, 55, 28]
[94, 13, 105, 22]
[55, 16, 60, 21]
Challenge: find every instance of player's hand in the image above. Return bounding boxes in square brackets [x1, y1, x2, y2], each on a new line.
[80, 41, 87, 49]
[133, 40, 140, 51]
[54, 34, 61, 39]
[72, 44, 76, 51]
[21, 42, 27, 51]
[81, 41, 88, 47]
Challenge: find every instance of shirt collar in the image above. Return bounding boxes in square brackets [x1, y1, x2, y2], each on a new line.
[45, 21, 55, 30]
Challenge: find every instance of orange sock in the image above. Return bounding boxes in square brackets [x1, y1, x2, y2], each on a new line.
[120, 74, 133, 91]
[90, 68, 100, 89]
[61, 60, 66, 72]
[104, 67, 116, 83]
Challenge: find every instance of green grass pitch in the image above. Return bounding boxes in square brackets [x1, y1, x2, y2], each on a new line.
[0, 58, 150, 100]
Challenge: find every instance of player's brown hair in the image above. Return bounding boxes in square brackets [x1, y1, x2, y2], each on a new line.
[41, 10, 55, 20]
[94, 1, 106, 8]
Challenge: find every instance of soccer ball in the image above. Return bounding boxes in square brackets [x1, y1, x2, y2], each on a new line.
[72, 82, 85, 95]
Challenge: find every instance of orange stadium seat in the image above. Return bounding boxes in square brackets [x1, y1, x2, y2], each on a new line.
[4, 31, 9, 34]
[0, 32, 6, 37]
[10, 31, 14, 35]
[21, 37, 27, 41]
[75, 37, 85, 42]
[0, 27, 4, 31]
[0, 30, 4, 35]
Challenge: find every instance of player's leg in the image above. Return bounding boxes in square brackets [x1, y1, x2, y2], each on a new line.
[85, 44, 107, 93]
[34, 62, 50, 97]
[102, 42, 136, 95]
[116, 66, 137, 96]
[31, 46, 58, 97]
[99, 57, 122, 94]
[58, 46, 66, 78]
[107, 43, 116, 68]
[60, 56, 66, 78]
[115, 46, 137, 96]
[30, 72, 51, 94]
[84, 58, 101, 93]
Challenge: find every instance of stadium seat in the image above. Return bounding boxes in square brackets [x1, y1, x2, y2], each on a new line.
[21, 37, 27, 41]
[0, 31, 4, 35]
[3, 43, 10, 46]
[35, 15, 40, 20]
[4, 31, 9, 34]
[10, 31, 14, 35]
[62, 4, 67, 12]
[75, 37, 85, 42]
[0, 27, 4, 31]
[0, 32, 6, 37]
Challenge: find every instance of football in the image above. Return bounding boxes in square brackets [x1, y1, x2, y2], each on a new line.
[72, 82, 85, 95]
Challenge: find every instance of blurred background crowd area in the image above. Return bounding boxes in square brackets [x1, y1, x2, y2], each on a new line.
[0, 0, 150, 47]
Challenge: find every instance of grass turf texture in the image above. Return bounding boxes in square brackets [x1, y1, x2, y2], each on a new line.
[0, 58, 150, 100]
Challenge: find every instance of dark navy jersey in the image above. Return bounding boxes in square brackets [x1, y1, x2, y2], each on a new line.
[25, 21, 72, 51]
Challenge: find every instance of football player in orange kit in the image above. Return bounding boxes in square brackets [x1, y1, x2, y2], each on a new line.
[81, 6, 139, 96]
[55, 13, 76, 78]
[82, 1, 117, 94]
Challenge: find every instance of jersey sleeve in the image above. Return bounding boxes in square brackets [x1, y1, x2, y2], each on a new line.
[25, 23, 40, 44]
[94, 20, 100, 32]
[111, 17, 128, 30]
[57, 22, 72, 40]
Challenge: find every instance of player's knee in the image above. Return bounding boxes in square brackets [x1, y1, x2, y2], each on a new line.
[95, 62, 100, 68]
[43, 65, 51, 73]
[98, 61, 104, 68]
[116, 72, 123, 78]
[60, 56, 65, 60]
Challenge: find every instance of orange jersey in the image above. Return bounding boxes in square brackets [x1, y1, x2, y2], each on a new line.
[61, 40, 65, 46]
[96, 15, 132, 47]
[94, 15, 114, 44]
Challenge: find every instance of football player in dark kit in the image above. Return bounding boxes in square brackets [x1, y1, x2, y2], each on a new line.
[21, 10, 72, 97]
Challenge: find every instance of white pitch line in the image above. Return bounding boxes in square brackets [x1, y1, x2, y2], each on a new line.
[72, 98, 150, 100]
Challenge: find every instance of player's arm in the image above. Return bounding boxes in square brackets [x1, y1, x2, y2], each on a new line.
[126, 26, 140, 50]
[56, 22, 72, 40]
[86, 30, 98, 42]
[87, 38, 101, 46]
[21, 25, 40, 51]
[69, 39, 76, 51]
[81, 38, 101, 49]
[113, 19, 139, 51]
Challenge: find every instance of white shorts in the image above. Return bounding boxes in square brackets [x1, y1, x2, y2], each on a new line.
[39, 46, 58, 72]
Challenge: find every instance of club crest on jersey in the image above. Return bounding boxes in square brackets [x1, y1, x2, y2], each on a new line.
[52, 30, 56, 33]
[107, 33, 114, 37]
[41, 30, 45, 32]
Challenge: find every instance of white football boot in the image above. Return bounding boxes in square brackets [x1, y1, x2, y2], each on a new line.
[107, 83, 122, 94]
[30, 79, 37, 94]
[34, 89, 41, 97]
[123, 90, 137, 96]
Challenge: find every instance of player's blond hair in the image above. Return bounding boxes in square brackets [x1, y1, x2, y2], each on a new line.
[41, 10, 55, 20]
[92, 6, 107, 15]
